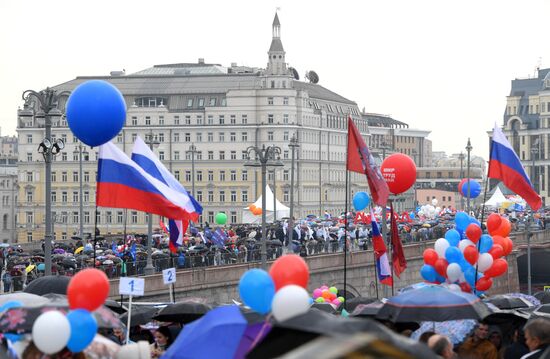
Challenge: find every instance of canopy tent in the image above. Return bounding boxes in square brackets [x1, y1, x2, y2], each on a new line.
[484, 186, 514, 208]
[242, 185, 290, 224]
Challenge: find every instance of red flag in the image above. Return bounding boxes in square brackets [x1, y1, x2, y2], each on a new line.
[347, 117, 389, 206]
[390, 203, 407, 277]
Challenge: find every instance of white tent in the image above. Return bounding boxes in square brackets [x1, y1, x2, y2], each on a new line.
[242, 185, 290, 224]
[484, 187, 513, 208]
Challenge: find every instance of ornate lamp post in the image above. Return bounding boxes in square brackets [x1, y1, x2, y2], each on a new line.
[465, 139, 473, 214]
[458, 152, 465, 211]
[74, 143, 89, 239]
[144, 131, 160, 275]
[287, 135, 299, 253]
[23, 88, 69, 276]
[244, 145, 283, 269]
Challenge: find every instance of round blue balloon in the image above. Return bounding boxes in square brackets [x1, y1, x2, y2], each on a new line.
[66, 80, 126, 147]
[238, 269, 275, 314]
[444, 229, 461, 247]
[460, 180, 481, 199]
[455, 212, 470, 232]
[352, 192, 371, 211]
[409, 212, 415, 219]
[67, 309, 98, 353]
[464, 267, 477, 287]
[479, 234, 493, 253]
[420, 264, 437, 282]
[445, 246, 463, 264]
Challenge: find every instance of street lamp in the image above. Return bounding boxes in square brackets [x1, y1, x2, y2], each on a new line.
[144, 131, 160, 275]
[74, 143, 89, 239]
[527, 144, 538, 295]
[186, 144, 198, 197]
[288, 135, 299, 253]
[23, 88, 70, 276]
[244, 145, 283, 269]
[458, 152, 465, 211]
[411, 149, 418, 209]
[465, 138, 473, 215]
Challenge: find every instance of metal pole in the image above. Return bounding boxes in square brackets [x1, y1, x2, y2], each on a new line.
[466, 139, 472, 215]
[44, 111, 52, 276]
[288, 137, 296, 253]
[190, 144, 196, 197]
[273, 170, 277, 222]
[79, 144, 84, 238]
[261, 162, 267, 270]
[144, 133, 155, 275]
[527, 148, 536, 295]
[459, 152, 464, 211]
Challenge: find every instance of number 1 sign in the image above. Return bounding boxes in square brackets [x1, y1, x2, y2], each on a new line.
[119, 277, 145, 296]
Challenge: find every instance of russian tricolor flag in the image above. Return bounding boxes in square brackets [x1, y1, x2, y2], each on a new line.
[370, 208, 393, 286]
[97, 142, 194, 221]
[489, 124, 542, 211]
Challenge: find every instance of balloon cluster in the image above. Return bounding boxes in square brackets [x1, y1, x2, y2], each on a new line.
[417, 199, 441, 220]
[312, 285, 345, 307]
[248, 204, 263, 216]
[32, 269, 110, 354]
[238, 254, 310, 321]
[420, 212, 512, 295]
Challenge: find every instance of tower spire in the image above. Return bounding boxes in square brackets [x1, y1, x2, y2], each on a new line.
[267, 12, 287, 76]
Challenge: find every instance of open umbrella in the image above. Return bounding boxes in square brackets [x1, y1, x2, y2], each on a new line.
[153, 301, 212, 323]
[344, 296, 378, 312]
[162, 305, 247, 359]
[351, 301, 384, 318]
[311, 302, 338, 314]
[485, 294, 535, 310]
[0, 292, 49, 307]
[24, 275, 70, 295]
[376, 284, 491, 322]
[412, 319, 477, 345]
[119, 305, 158, 326]
[534, 291, 550, 304]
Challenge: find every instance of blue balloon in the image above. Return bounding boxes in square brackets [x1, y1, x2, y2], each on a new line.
[308, 297, 314, 305]
[66, 80, 126, 147]
[67, 309, 97, 353]
[479, 234, 493, 253]
[238, 269, 275, 314]
[455, 212, 470, 231]
[37, 263, 45, 271]
[444, 229, 461, 247]
[409, 212, 415, 219]
[352, 192, 371, 211]
[0, 300, 22, 312]
[420, 265, 437, 282]
[435, 274, 446, 284]
[459, 259, 473, 272]
[464, 267, 477, 287]
[460, 180, 481, 198]
[445, 246, 463, 264]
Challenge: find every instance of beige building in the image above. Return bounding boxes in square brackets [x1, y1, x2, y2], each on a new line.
[15, 14, 374, 242]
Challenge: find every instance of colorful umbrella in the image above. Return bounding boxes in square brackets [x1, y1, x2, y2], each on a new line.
[24, 265, 35, 274]
[74, 246, 84, 254]
[412, 319, 477, 344]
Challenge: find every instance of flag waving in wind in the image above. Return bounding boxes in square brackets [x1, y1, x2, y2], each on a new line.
[390, 203, 407, 277]
[370, 208, 393, 286]
[488, 124, 542, 210]
[347, 117, 390, 206]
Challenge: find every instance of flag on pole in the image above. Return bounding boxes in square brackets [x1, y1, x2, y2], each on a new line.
[488, 124, 542, 210]
[347, 117, 390, 206]
[370, 208, 393, 286]
[390, 203, 407, 277]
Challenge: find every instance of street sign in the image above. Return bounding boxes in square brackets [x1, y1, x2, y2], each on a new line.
[163, 268, 176, 285]
[119, 277, 145, 296]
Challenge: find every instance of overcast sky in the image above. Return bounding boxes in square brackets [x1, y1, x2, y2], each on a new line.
[2, 0, 550, 159]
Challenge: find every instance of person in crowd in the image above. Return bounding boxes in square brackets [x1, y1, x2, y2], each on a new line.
[521, 318, 550, 359]
[107, 327, 127, 345]
[428, 334, 455, 359]
[504, 327, 529, 359]
[150, 326, 173, 359]
[488, 326, 504, 355]
[2, 271, 11, 293]
[457, 322, 498, 359]
[419, 331, 436, 344]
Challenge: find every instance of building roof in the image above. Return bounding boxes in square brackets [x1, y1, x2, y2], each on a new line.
[294, 81, 356, 105]
[269, 38, 285, 52]
[361, 113, 408, 128]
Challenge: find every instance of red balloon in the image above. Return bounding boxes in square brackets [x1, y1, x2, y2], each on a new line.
[484, 258, 508, 278]
[381, 154, 417, 195]
[487, 213, 502, 235]
[459, 281, 472, 293]
[488, 244, 504, 259]
[423, 248, 438, 266]
[269, 254, 309, 291]
[492, 235, 505, 249]
[493, 217, 511, 237]
[465, 224, 482, 243]
[67, 268, 110, 311]
[476, 276, 493, 291]
[502, 237, 514, 256]
[463, 245, 479, 265]
[434, 258, 449, 277]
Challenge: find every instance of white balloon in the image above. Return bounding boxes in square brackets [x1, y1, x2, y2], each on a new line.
[446, 263, 462, 282]
[458, 239, 476, 253]
[432, 198, 438, 206]
[32, 311, 71, 355]
[434, 238, 450, 258]
[271, 285, 310, 322]
[478, 253, 494, 272]
[448, 283, 462, 292]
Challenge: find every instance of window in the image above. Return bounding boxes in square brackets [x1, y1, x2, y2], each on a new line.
[241, 132, 248, 141]
[198, 98, 205, 107]
[159, 116, 164, 125]
[117, 211, 123, 223]
[230, 151, 237, 160]
[73, 171, 78, 182]
[230, 132, 236, 142]
[83, 191, 89, 202]
[158, 133, 164, 142]
[208, 171, 214, 181]
[27, 134, 32, 143]
[284, 131, 289, 141]
[208, 211, 214, 224]
[96, 211, 101, 224]
[242, 170, 248, 181]
[175, 171, 180, 181]
[185, 115, 191, 125]
[73, 212, 79, 224]
[159, 151, 165, 160]
[84, 212, 90, 224]
[242, 115, 248, 124]
[51, 172, 57, 182]
[208, 115, 214, 125]
[62, 192, 67, 203]
[284, 190, 289, 202]
[242, 150, 248, 159]
[130, 211, 137, 224]
[145, 116, 151, 125]
[208, 151, 214, 160]
[174, 116, 180, 125]
[116, 133, 123, 143]
[283, 97, 289, 105]
[271, 81, 275, 88]
[135, 97, 167, 108]
[208, 191, 214, 202]
[219, 132, 225, 142]
[219, 151, 225, 160]
[230, 170, 237, 181]
[196, 133, 202, 142]
[242, 190, 248, 202]
[268, 114, 274, 124]
[73, 191, 78, 203]
[174, 133, 180, 142]
[185, 171, 191, 182]
[230, 191, 237, 202]
[61, 152, 67, 161]
[132, 133, 137, 142]
[221, 98, 226, 106]
[185, 133, 191, 142]
[219, 190, 225, 202]
[106, 211, 112, 224]
[219, 115, 224, 124]
[219, 171, 226, 181]
[209, 98, 216, 106]
[197, 115, 203, 125]
[283, 170, 289, 181]
[174, 151, 180, 160]
[196, 171, 203, 181]
[187, 98, 193, 108]
[27, 153, 32, 161]
[62, 172, 68, 182]
[131, 117, 138, 125]
[208, 132, 214, 142]
[196, 190, 203, 202]
[27, 232, 32, 242]
[231, 211, 237, 223]
[268, 132, 274, 141]
[230, 115, 236, 124]
[196, 151, 202, 160]
[84, 171, 90, 182]
[26, 211, 33, 224]
[26, 171, 33, 182]
[51, 191, 57, 203]
[268, 97, 274, 105]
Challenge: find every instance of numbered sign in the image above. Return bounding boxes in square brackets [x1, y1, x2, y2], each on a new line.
[545, 286, 550, 292]
[119, 277, 145, 296]
[163, 268, 176, 285]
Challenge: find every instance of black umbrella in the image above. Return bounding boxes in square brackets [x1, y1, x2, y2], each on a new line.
[104, 299, 127, 315]
[534, 291, 550, 304]
[24, 275, 70, 295]
[343, 296, 378, 312]
[152, 301, 211, 323]
[119, 305, 158, 326]
[484, 295, 534, 310]
[351, 301, 384, 318]
[311, 302, 337, 314]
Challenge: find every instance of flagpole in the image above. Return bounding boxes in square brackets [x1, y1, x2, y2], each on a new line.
[343, 168, 349, 310]
[93, 205, 98, 269]
[370, 204, 380, 299]
[389, 200, 395, 297]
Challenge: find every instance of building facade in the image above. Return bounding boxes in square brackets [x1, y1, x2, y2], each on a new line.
[0, 155, 17, 243]
[497, 68, 550, 207]
[15, 14, 376, 242]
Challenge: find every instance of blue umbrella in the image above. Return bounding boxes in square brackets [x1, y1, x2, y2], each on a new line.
[412, 319, 477, 344]
[376, 284, 491, 322]
[162, 305, 247, 359]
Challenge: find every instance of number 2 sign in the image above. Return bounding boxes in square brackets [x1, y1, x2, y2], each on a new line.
[163, 268, 176, 285]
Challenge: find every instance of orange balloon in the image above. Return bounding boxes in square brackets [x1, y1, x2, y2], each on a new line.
[493, 218, 511, 237]
[248, 204, 257, 212]
[252, 207, 262, 215]
[502, 236, 513, 256]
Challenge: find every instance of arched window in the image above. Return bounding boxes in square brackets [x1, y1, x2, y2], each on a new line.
[2, 214, 7, 230]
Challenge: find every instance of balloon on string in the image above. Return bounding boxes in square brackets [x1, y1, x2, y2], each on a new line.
[446, 263, 462, 282]
[493, 217, 511, 237]
[488, 244, 504, 259]
[271, 285, 310, 322]
[248, 204, 257, 213]
[269, 254, 309, 290]
[252, 207, 262, 215]
[215, 212, 227, 225]
[445, 246, 463, 264]
[423, 248, 438, 266]
[487, 213, 502, 235]
[66, 80, 126, 147]
[455, 212, 470, 232]
[420, 264, 437, 282]
[460, 180, 481, 198]
[502, 237, 514, 256]
[476, 276, 493, 291]
[352, 192, 370, 211]
[32, 311, 71, 355]
[484, 258, 508, 278]
[463, 245, 479, 265]
[67, 309, 98, 353]
[458, 178, 474, 194]
[444, 229, 461, 247]
[478, 253, 494, 272]
[478, 235, 493, 254]
[434, 258, 449, 277]
[465, 224, 482, 243]
[239, 269, 275, 314]
[434, 238, 450, 258]
[458, 239, 476, 253]
[380, 153, 417, 194]
[67, 268, 109, 311]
